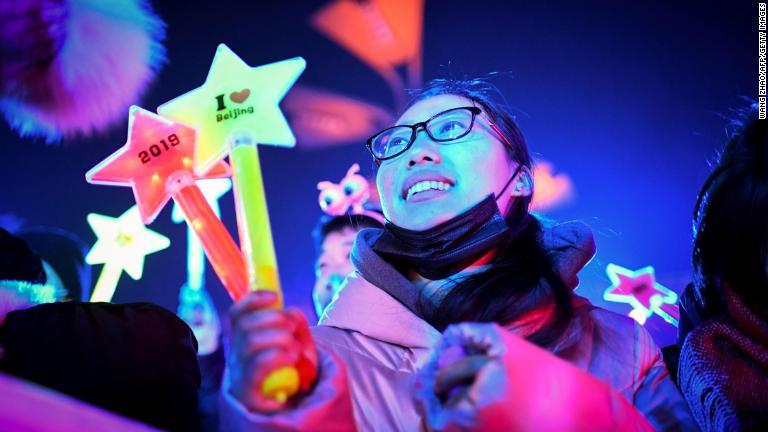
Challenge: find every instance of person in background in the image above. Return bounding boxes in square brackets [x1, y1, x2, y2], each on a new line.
[0, 227, 202, 431]
[313, 163, 384, 319]
[678, 104, 768, 431]
[0, 227, 64, 323]
[17, 225, 92, 302]
[177, 283, 224, 432]
[312, 213, 384, 320]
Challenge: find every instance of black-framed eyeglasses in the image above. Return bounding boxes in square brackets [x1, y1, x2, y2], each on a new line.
[366, 106, 483, 161]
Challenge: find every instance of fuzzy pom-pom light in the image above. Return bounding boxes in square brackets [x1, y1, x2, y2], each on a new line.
[0, 0, 166, 142]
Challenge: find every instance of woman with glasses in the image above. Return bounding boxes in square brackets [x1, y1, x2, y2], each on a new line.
[221, 79, 696, 431]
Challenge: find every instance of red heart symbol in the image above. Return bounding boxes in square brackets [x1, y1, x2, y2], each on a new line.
[230, 88, 250, 104]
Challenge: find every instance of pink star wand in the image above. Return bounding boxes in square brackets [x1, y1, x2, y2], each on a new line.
[603, 263, 679, 327]
[86, 106, 249, 301]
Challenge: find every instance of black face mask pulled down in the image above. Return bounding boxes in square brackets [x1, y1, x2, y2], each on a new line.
[373, 194, 510, 280]
[372, 165, 523, 280]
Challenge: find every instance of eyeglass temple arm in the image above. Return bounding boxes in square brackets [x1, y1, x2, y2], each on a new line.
[487, 121, 514, 147]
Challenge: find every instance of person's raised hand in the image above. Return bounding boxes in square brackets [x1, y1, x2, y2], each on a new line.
[227, 290, 318, 413]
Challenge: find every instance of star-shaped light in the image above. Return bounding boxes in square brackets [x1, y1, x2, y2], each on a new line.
[157, 44, 306, 175]
[86, 107, 248, 301]
[85, 106, 230, 224]
[603, 263, 679, 325]
[86, 206, 170, 280]
[158, 45, 307, 402]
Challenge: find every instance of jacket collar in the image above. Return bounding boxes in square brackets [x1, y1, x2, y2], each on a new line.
[318, 271, 441, 349]
[319, 220, 596, 349]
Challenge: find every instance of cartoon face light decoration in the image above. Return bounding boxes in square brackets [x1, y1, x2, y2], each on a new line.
[317, 163, 371, 216]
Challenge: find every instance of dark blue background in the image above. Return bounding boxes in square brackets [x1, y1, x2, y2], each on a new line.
[0, 1, 755, 347]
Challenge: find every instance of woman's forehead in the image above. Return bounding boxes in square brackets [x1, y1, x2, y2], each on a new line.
[397, 94, 475, 124]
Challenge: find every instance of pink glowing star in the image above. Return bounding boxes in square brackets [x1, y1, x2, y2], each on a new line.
[86, 106, 248, 301]
[85, 106, 229, 224]
[603, 263, 679, 327]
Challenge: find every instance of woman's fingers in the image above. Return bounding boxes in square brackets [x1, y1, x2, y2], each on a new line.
[227, 294, 319, 412]
[434, 354, 491, 397]
[227, 309, 305, 412]
[286, 308, 311, 332]
[231, 310, 301, 360]
[231, 347, 302, 413]
[237, 309, 296, 333]
[237, 329, 303, 362]
[243, 347, 301, 380]
[229, 290, 279, 324]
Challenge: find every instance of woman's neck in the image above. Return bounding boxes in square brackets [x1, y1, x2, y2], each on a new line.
[407, 248, 497, 300]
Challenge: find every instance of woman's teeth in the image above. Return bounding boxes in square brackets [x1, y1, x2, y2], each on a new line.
[406, 180, 453, 200]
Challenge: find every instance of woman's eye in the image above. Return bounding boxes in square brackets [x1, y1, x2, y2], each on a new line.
[381, 137, 408, 156]
[389, 136, 409, 148]
[438, 120, 465, 136]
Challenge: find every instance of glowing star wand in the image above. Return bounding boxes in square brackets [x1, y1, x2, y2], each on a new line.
[157, 44, 308, 404]
[86, 106, 249, 301]
[86, 205, 170, 302]
[603, 263, 680, 327]
[158, 45, 305, 303]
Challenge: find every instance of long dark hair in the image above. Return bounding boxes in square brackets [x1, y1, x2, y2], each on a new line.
[408, 78, 574, 348]
[692, 104, 768, 314]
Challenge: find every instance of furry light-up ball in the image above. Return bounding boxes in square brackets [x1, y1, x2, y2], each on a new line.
[0, 0, 166, 142]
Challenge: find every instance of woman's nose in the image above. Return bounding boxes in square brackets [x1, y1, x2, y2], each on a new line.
[407, 136, 442, 169]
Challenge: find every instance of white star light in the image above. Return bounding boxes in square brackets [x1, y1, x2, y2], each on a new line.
[86, 206, 170, 302]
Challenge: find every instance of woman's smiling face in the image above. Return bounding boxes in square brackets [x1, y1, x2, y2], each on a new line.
[377, 94, 518, 230]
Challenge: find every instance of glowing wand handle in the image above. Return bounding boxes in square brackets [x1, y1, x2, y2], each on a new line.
[228, 130, 298, 403]
[229, 131, 282, 302]
[168, 172, 249, 301]
[656, 303, 680, 327]
[187, 225, 206, 291]
[90, 264, 123, 302]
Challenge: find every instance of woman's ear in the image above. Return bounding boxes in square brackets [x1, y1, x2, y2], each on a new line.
[510, 166, 533, 197]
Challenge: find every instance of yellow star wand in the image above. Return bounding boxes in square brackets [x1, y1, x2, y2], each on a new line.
[158, 44, 306, 404]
